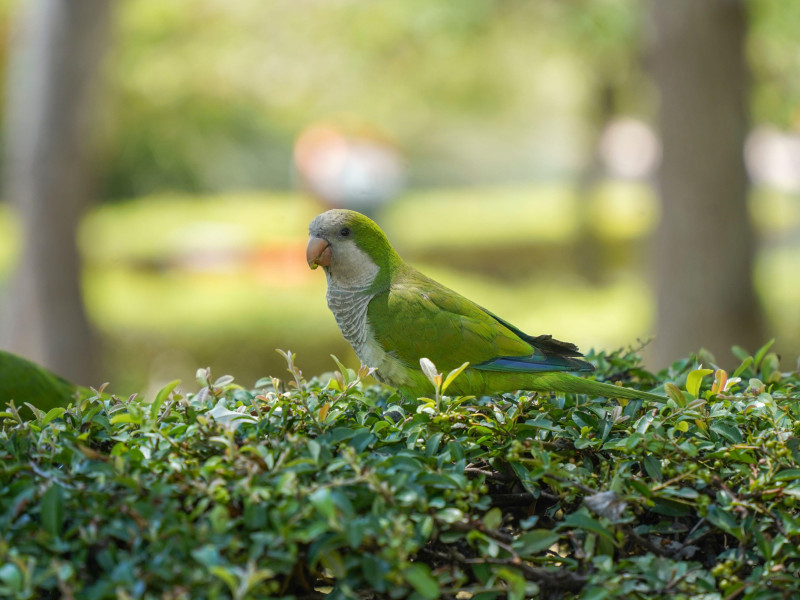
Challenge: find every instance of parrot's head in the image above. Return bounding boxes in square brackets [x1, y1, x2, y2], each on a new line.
[307, 209, 400, 288]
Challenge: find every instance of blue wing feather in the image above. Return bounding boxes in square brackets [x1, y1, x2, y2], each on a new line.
[474, 353, 594, 373]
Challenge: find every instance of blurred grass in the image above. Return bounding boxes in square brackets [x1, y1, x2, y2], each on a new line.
[386, 181, 659, 250]
[80, 192, 317, 264]
[1, 183, 799, 393]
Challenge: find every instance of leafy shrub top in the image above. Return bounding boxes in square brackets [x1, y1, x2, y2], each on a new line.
[1, 342, 799, 600]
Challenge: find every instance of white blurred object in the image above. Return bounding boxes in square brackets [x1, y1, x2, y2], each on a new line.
[745, 126, 800, 192]
[599, 117, 661, 180]
[294, 124, 405, 213]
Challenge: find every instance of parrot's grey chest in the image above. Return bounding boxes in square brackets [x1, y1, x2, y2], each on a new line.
[325, 284, 409, 388]
[322, 253, 411, 388]
[326, 285, 374, 354]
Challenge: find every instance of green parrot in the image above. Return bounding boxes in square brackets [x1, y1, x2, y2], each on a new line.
[0, 350, 82, 413]
[307, 209, 664, 402]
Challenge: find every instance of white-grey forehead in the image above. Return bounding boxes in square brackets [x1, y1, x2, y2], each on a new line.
[309, 210, 348, 236]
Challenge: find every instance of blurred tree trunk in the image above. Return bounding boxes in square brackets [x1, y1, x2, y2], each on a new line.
[1, 0, 113, 385]
[649, 0, 764, 367]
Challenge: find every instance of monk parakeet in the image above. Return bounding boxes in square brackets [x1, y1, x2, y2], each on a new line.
[307, 209, 664, 402]
[0, 350, 82, 413]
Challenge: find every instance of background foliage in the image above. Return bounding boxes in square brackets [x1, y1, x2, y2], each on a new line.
[87, 0, 800, 196]
[1, 0, 800, 392]
[3, 342, 800, 598]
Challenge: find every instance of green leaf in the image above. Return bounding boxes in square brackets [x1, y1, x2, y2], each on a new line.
[419, 357, 442, 392]
[559, 509, 617, 546]
[686, 369, 714, 398]
[361, 554, 389, 589]
[635, 411, 657, 434]
[753, 529, 772, 561]
[42, 407, 66, 426]
[425, 432, 444, 457]
[574, 437, 598, 449]
[206, 400, 256, 430]
[710, 421, 743, 444]
[774, 469, 800, 482]
[435, 508, 463, 524]
[753, 339, 775, 370]
[509, 461, 540, 495]
[706, 505, 741, 540]
[580, 586, 611, 600]
[779, 512, 800, 536]
[624, 432, 643, 451]
[209, 566, 238, 596]
[24, 402, 44, 420]
[483, 507, 503, 530]
[212, 375, 234, 388]
[441, 361, 469, 395]
[447, 441, 465, 461]
[253, 377, 272, 388]
[330, 354, 351, 386]
[151, 379, 180, 421]
[497, 567, 526, 600]
[629, 479, 652, 498]
[524, 417, 561, 432]
[319, 549, 346, 578]
[664, 382, 685, 406]
[404, 563, 440, 600]
[110, 412, 141, 425]
[0, 564, 23, 592]
[191, 545, 223, 568]
[659, 487, 699, 499]
[760, 353, 781, 383]
[513, 530, 560, 555]
[732, 356, 753, 378]
[41, 484, 64, 538]
[309, 488, 336, 520]
[643, 455, 662, 481]
[572, 410, 599, 429]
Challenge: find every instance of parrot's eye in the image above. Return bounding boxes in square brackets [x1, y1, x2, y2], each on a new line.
[339, 227, 351, 237]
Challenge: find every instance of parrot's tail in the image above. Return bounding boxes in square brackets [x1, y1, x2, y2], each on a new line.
[535, 372, 666, 403]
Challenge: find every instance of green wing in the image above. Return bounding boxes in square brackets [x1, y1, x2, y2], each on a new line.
[367, 268, 592, 373]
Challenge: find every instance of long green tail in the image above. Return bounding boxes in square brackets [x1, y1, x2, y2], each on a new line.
[533, 372, 666, 403]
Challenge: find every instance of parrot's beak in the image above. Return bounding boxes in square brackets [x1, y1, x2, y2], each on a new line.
[306, 236, 332, 269]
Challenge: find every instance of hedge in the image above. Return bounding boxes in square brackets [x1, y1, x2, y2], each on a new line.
[2, 342, 799, 599]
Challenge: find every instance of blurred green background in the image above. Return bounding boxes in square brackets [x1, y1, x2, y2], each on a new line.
[1, 0, 799, 396]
